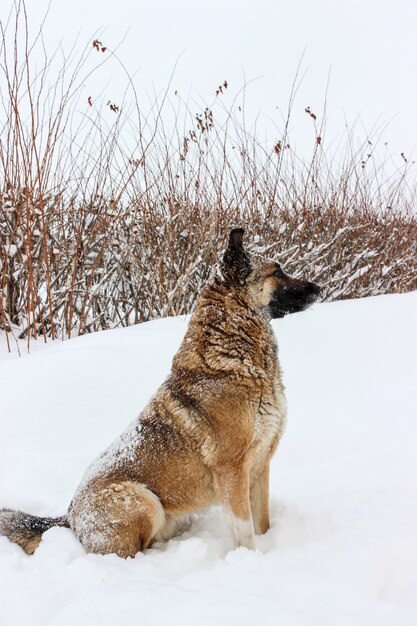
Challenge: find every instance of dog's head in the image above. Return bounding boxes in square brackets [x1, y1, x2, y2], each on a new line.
[221, 228, 320, 318]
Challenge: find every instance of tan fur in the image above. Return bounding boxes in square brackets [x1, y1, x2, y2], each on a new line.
[13, 532, 42, 555]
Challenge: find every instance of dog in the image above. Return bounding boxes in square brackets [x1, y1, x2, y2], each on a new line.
[0, 228, 320, 557]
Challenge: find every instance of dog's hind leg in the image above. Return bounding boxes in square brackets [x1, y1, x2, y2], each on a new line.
[69, 481, 165, 558]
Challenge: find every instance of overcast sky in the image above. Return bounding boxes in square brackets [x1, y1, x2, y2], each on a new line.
[9, 0, 417, 163]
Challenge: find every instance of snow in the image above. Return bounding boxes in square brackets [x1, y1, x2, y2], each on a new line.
[1, 292, 417, 626]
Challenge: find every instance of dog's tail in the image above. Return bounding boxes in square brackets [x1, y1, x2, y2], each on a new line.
[0, 508, 69, 554]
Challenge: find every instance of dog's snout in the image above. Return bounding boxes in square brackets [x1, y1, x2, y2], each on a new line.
[304, 281, 320, 302]
[309, 282, 320, 296]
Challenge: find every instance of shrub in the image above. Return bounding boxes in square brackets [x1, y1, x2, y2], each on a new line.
[1, 1, 416, 348]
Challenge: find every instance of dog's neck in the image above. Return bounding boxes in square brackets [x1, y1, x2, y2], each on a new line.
[171, 280, 279, 389]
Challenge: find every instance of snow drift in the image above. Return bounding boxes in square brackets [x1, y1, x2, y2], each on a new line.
[0, 292, 416, 626]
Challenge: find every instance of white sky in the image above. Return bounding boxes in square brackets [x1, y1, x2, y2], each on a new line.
[8, 0, 417, 163]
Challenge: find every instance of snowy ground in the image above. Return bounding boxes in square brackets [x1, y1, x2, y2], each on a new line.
[0, 292, 416, 626]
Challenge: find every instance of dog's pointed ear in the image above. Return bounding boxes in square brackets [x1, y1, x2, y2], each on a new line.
[221, 228, 252, 285]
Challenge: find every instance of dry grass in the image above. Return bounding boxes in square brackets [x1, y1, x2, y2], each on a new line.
[1, 1, 416, 348]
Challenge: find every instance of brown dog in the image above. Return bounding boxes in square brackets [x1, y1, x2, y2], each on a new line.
[0, 228, 320, 557]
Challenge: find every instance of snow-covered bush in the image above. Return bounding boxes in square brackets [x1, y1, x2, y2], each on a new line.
[1, 1, 416, 343]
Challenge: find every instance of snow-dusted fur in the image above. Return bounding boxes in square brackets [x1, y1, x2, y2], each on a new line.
[0, 509, 68, 555]
[0, 228, 319, 557]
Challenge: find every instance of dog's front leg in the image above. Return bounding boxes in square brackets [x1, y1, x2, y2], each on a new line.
[218, 463, 256, 550]
[250, 462, 270, 535]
